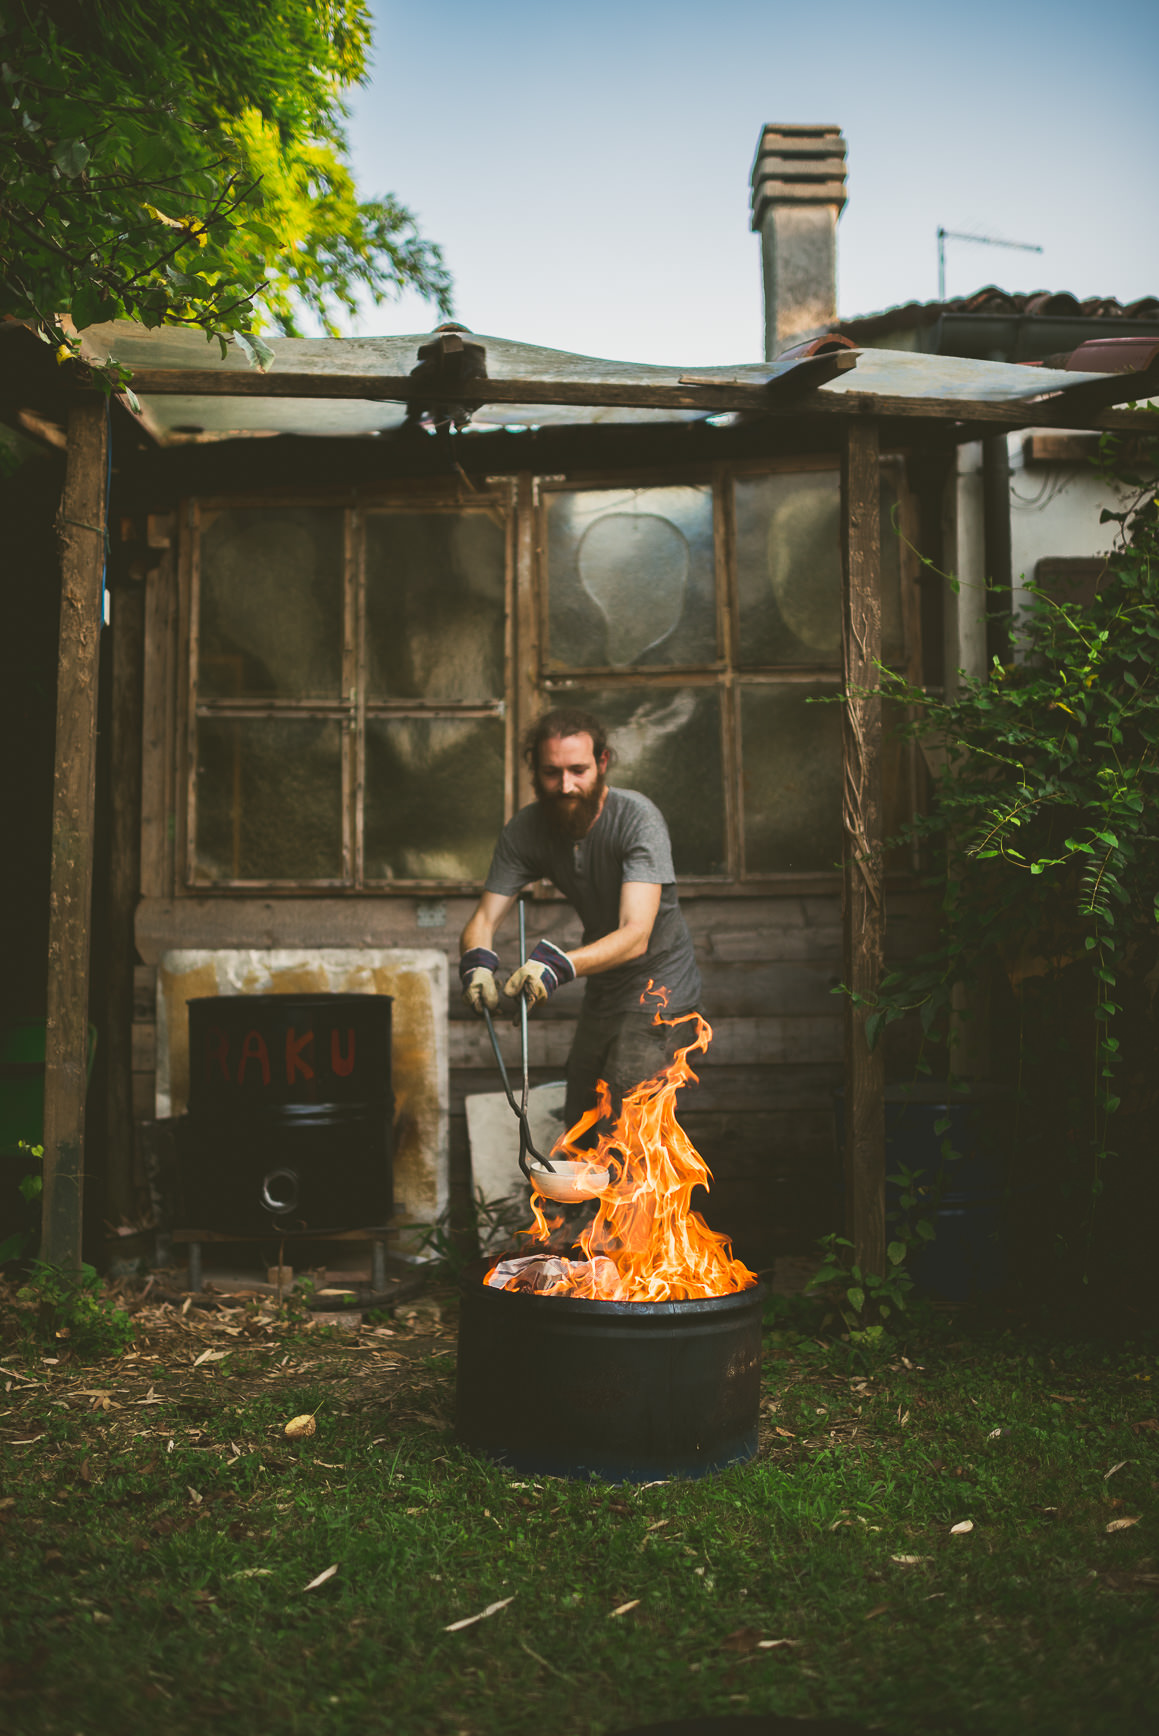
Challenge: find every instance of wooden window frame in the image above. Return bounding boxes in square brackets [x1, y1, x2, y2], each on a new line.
[534, 456, 921, 891]
[179, 484, 516, 895]
[166, 457, 919, 898]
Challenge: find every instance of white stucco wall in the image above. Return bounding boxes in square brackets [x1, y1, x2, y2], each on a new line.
[1007, 432, 1124, 598]
[945, 432, 1133, 674]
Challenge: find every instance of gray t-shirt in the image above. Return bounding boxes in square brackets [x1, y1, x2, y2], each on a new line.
[484, 788, 702, 1016]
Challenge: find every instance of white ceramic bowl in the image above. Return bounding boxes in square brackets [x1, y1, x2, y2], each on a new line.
[528, 1158, 610, 1203]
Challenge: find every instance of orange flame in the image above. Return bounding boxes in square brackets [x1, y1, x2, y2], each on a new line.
[495, 987, 757, 1302]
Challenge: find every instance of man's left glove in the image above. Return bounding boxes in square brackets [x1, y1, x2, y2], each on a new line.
[503, 939, 576, 1008]
[460, 947, 501, 1015]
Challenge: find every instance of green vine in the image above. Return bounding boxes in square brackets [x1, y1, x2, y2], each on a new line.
[860, 417, 1159, 1270]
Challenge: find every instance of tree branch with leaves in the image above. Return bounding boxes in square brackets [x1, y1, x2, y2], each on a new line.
[0, 0, 452, 376]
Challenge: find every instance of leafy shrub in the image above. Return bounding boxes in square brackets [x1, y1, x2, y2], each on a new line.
[0, 1140, 43, 1266]
[16, 1261, 133, 1360]
[862, 420, 1159, 1279]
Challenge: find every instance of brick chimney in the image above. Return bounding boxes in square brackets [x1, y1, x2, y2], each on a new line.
[750, 125, 848, 360]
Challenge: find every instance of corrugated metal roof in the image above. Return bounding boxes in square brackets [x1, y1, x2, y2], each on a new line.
[74, 319, 1140, 444]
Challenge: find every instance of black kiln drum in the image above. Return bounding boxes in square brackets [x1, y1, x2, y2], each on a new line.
[455, 1259, 765, 1482]
[177, 993, 393, 1235]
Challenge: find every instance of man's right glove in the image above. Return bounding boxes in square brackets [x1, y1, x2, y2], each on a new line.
[460, 947, 501, 1015]
[503, 939, 576, 1008]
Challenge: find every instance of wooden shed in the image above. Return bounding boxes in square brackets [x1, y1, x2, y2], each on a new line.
[2, 316, 1154, 1280]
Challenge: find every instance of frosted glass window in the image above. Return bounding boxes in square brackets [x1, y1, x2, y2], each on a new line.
[741, 686, 844, 874]
[545, 486, 717, 669]
[194, 718, 343, 881]
[553, 686, 726, 876]
[364, 717, 506, 882]
[365, 511, 506, 701]
[198, 508, 343, 699]
[734, 471, 904, 668]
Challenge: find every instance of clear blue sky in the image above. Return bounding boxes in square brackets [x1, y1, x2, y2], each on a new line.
[343, 0, 1159, 365]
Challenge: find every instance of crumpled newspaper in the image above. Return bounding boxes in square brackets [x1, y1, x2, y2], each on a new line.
[485, 1253, 624, 1296]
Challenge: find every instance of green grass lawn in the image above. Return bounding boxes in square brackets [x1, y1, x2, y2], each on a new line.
[0, 1283, 1156, 1736]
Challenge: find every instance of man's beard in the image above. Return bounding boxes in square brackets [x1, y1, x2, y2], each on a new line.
[536, 772, 606, 840]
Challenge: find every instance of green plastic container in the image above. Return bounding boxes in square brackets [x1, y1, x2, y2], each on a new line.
[0, 1018, 98, 1157]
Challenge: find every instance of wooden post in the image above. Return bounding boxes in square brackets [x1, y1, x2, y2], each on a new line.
[42, 400, 109, 1270]
[104, 568, 145, 1226]
[841, 418, 886, 1278]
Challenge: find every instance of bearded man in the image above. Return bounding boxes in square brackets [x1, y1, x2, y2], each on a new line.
[459, 707, 702, 1138]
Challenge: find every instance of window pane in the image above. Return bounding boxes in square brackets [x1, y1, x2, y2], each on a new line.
[194, 718, 343, 881]
[545, 486, 717, 670]
[734, 471, 903, 667]
[550, 686, 726, 875]
[364, 717, 506, 881]
[198, 508, 344, 699]
[365, 511, 506, 701]
[741, 685, 843, 874]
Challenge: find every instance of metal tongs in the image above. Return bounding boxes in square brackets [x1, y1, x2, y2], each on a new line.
[481, 895, 556, 1180]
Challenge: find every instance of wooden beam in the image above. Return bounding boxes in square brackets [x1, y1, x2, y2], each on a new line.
[104, 571, 145, 1227]
[115, 367, 1156, 431]
[42, 401, 109, 1270]
[139, 520, 177, 899]
[841, 419, 886, 1279]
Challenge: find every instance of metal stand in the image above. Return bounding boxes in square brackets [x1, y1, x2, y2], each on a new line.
[479, 895, 555, 1180]
[172, 1225, 396, 1294]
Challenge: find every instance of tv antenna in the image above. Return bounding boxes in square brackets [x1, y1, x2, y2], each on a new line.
[937, 227, 1044, 302]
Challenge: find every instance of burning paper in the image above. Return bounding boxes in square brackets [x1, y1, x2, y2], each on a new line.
[485, 1253, 624, 1294]
[488, 989, 756, 1303]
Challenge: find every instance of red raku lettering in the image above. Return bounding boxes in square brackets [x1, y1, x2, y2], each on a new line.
[237, 1030, 271, 1086]
[285, 1027, 315, 1084]
[330, 1028, 356, 1077]
[205, 1027, 230, 1084]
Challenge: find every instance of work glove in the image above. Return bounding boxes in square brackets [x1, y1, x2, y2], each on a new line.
[460, 947, 501, 1015]
[503, 939, 576, 1008]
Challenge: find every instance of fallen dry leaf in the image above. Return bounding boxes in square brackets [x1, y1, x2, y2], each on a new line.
[1104, 1460, 1130, 1481]
[191, 1348, 228, 1369]
[1106, 1517, 1140, 1533]
[284, 1414, 316, 1440]
[863, 1604, 889, 1621]
[610, 1600, 641, 1619]
[230, 1568, 272, 1579]
[720, 1625, 760, 1652]
[445, 1594, 516, 1633]
[758, 1638, 800, 1649]
[302, 1564, 338, 1592]
[950, 1520, 974, 1535]
[186, 1486, 202, 1506]
[890, 1555, 929, 1566]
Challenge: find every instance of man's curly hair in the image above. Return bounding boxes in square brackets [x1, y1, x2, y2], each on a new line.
[522, 707, 614, 772]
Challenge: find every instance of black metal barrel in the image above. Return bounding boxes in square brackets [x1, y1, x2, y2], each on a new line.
[455, 1259, 765, 1482]
[177, 993, 393, 1234]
